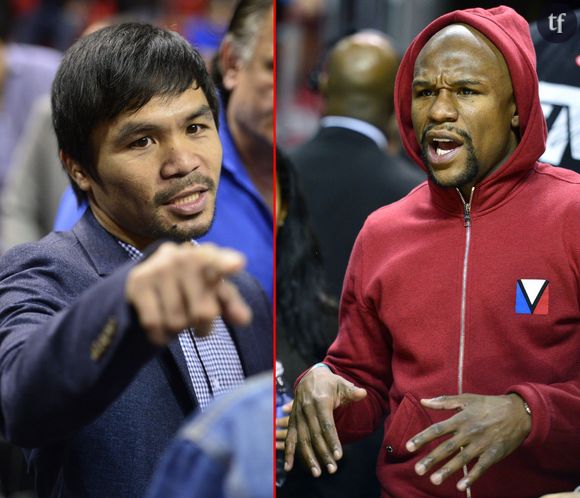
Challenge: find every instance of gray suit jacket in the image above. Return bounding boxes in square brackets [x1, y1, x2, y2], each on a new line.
[0, 210, 272, 498]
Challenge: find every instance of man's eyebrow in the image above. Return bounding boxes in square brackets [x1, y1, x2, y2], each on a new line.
[412, 78, 484, 88]
[112, 105, 214, 146]
[113, 122, 157, 144]
[452, 79, 483, 87]
[182, 105, 214, 125]
[412, 79, 431, 88]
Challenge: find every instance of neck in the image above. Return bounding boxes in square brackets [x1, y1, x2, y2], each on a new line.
[89, 201, 152, 251]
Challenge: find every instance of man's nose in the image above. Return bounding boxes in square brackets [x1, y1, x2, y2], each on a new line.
[160, 137, 200, 178]
[427, 90, 458, 123]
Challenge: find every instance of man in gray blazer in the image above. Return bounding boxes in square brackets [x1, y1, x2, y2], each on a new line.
[0, 22, 272, 498]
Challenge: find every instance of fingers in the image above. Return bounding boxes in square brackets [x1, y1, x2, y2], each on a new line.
[125, 242, 249, 343]
[284, 416, 298, 471]
[414, 436, 499, 488]
[414, 433, 465, 477]
[338, 382, 367, 407]
[277, 415, 290, 429]
[409, 393, 528, 490]
[129, 285, 166, 346]
[296, 410, 324, 477]
[456, 445, 504, 491]
[406, 413, 461, 452]
[276, 416, 289, 450]
[283, 369, 358, 477]
[301, 396, 340, 475]
[216, 278, 252, 328]
[420, 394, 470, 411]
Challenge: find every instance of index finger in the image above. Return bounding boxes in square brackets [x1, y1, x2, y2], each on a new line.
[300, 397, 341, 473]
[193, 244, 246, 279]
[406, 414, 461, 452]
[284, 413, 299, 471]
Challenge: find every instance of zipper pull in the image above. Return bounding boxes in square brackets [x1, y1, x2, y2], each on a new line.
[463, 202, 471, 228]
[457, 187, 475, 228]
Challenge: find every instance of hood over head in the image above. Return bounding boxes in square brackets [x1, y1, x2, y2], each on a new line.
[395, 6, 547, 196]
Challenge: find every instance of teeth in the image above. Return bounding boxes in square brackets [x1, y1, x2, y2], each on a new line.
[436, 148, 453, 156]
[174, 192, 200, 205]
[433, 138, 452, 142]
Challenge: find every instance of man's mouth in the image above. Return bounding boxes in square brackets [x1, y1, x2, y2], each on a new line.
[164, 188, 209, 216]
[425, 134, 465, 166]
[432, 138, 461, 156]
[172, 191, 203, 205]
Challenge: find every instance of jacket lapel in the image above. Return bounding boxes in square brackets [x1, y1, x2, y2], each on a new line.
[72, 209, 131, 276]
[71, 209, 199, 409]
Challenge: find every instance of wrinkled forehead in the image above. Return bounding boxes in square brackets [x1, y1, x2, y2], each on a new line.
[414, 24, 512, 86]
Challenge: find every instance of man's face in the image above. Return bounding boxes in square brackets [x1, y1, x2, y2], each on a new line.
[411, 25, 519, 194]
[226, 7, 274, 146]
[78, 86, 222, 249]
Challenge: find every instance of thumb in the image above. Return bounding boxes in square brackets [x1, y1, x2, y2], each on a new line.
[337, 379, 367, 407]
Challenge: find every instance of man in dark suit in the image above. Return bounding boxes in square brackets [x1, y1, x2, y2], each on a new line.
[290, 30, 424, 300]
[0, 23, 271, 498]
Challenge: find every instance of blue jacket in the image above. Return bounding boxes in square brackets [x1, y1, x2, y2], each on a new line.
[0, 210, 272, 498]
[146, 372, 274, 498]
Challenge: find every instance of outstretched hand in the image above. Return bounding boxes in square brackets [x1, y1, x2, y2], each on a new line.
[284, 365, 367, 477]
[406, 393, 531, 491]
[125, 242, 252, 345]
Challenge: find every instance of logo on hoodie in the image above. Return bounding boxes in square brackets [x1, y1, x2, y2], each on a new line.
[515, 279, 549, 315]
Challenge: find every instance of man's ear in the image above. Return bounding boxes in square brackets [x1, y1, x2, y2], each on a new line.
[60, 151, 91, 193]
[219, 39, 241, 92]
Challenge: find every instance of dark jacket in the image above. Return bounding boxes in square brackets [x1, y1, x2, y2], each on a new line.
[0, 210, 272, 498]
[290, 126, 423, 299]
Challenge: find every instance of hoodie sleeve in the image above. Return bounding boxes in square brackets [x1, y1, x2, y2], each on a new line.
[507, 380, 580, 469]
[321, 227, 392, 443]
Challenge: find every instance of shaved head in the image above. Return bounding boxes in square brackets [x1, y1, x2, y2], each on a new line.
[411, 23, 519, 196]
[322, 30, 399, 132]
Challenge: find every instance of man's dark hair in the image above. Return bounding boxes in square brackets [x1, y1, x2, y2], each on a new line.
[212, 0, 271, 108]
[52, 22, 219, 203]
[0, 0, 12, 41]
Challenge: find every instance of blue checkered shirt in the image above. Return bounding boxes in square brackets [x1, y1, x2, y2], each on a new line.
[118, 240, 245, 411]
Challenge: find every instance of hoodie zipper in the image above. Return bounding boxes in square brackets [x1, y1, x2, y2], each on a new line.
[457, 186, 474, 394]
[456, 186, 474, 498]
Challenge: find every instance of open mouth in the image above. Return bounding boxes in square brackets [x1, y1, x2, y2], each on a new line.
[432, 138, 461, 155]
[172, 192, 202, 205]
[164, 188, 209, 216]
[426, 136, 464, 166]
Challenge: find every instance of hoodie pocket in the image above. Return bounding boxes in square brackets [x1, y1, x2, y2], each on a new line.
[382, 392, 434, 463]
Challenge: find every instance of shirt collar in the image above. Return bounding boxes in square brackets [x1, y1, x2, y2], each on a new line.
[320, 116, 388, 150]
[117, 239, 197, 261]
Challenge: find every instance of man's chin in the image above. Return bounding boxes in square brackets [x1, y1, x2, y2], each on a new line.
[178, 210, 216, 240]
[169, 222, 213, 242]
[427, 164, 477, 191]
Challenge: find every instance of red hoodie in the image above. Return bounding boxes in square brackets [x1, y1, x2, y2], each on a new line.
[320, 6, 580, 497]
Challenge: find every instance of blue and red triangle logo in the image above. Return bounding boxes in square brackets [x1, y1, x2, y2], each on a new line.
[515, 279, 549, 315]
